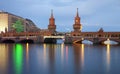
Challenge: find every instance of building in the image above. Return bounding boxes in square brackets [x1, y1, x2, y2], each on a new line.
[0, 11, 40, 33]
[48, 9, 56, 34]
[25, 19, 40, 32]
[71, 8, 82, 36]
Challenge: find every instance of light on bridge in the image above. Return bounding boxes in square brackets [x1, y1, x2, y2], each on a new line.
[82, 38, 84, 40]
[26, 37, 28, 39]
[107, 38, 110, 41]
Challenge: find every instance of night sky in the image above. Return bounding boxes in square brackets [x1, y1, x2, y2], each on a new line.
[0, 0, 120, 32]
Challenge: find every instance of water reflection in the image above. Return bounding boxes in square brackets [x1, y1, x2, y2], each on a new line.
[26, 43, 29, 62]
[61, 43, 64, 64]
[81, 44, 84, 67]
[106, 44, 111, 71]
[48, 44, 56, 74]
[0, 44, 8, 74]
[26, 43, 29, 71]
[43, 43, 48, 70]
[0, 43, 120, 74]
[13, 44, 23, 74]
[65, 45, 68, 63]
[73, 44, 85, 74]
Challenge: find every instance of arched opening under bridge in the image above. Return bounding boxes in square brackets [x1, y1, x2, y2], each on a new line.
[104, 39, 118, 45]
[56, 38, 64, 44]
[73, 40, 93, 44]
[2, 39, 15, 43]
[82, 40, 93, 44]
[44, 38, 57, 44]
[19, 39, 34, 43]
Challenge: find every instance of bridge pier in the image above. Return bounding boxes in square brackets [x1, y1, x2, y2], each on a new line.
[93, 38, 101, 45]
[34, 36, 44, 43]
[64, 36, 73, 44]
[118, 42, 120, 45]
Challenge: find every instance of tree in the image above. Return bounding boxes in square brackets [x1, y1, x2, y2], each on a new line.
[12, 20, 24, 33]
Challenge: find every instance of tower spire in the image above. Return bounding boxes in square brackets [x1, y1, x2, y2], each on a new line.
[76, 8, 79, 17]
[51, 9, 54, 18]
[48, 9, 56, 33]
[73, 8, 82, 32]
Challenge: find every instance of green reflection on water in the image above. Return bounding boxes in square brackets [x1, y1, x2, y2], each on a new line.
[13, 44, 23, 74]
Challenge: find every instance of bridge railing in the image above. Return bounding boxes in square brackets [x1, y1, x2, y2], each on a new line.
[71, 36, 120, 39]
[1, 36, 37, 39]
[44, 36, 65, 39]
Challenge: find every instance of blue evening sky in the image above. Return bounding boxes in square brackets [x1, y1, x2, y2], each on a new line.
[0, 0, 120, 32]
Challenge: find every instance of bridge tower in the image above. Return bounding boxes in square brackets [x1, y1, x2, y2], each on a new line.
[73, 8, 82, 32]
[48, 9, 56, 34]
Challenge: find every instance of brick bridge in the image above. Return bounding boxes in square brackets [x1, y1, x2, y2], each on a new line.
[0, 31, 120, 44]
[65, 32, 120, 44]
[0, 32, 65, 43]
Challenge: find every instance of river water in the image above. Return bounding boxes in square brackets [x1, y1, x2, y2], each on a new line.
[0, 43, 120, 74]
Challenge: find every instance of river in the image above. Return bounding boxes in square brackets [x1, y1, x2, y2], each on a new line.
[0, 43, 120, 74]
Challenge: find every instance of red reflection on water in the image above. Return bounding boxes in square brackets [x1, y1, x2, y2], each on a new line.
[65, 46, 68, 63]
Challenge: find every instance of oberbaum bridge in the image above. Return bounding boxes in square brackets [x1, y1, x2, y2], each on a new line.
[0, 9, 120, 44]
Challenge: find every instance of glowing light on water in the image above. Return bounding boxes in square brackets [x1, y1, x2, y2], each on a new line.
[81, 44, 84, 67]
[61, 43, 64, 63]
[43, 44, 47, 67]
[26, 43, 29, 69]
[13, 44, 23, 74]
[106, 44, 111, 71]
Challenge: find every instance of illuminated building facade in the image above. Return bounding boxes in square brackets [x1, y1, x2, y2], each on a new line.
[0, 11, 40, 33]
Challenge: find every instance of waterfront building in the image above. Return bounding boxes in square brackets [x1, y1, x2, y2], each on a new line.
[0, 11, 40, 33]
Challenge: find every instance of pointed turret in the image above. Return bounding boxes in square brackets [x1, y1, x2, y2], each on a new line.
[48, 9, 56, 34]
[49, 9, 55, 25]
[73, 8, 82, 32]
[98, 28, 104, 32]
[76, 8, 79, 17]
[51, 9, 54, 18]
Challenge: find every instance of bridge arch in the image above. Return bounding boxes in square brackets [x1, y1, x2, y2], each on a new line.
[73, 39, 93, 44]
[44, 38, 57, 43]
[44, 36, 65, 43]
[104, 39, 118, 44]
[73, 40, 82, 44]
[2, 39, 15, 43]
[82, 40, 93, 44]
[19, 39, 34, 43]
[99, 38, 118, 44]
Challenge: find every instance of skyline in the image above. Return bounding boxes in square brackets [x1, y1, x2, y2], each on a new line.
[0, 0, 120, 32]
